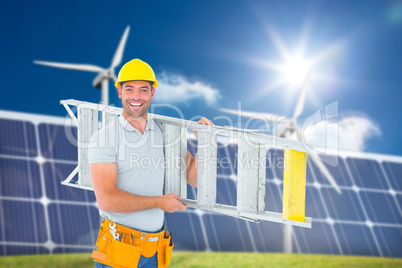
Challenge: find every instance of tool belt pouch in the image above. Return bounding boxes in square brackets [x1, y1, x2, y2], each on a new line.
[158, 233, 174, 268]
[107, 239, 141, 268]
[92, 225, 142, 268]
[92, 222, 174, 268]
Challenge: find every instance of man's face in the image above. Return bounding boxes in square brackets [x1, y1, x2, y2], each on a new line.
[118, 80, 155, 119]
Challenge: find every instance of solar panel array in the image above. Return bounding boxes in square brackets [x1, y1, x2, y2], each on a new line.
[0, 110, 401, 258]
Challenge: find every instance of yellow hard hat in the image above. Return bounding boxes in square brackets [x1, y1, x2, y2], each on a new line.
[115, 59, 158, 88]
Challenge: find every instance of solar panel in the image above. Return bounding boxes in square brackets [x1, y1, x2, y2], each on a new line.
[347, 158, 388, 189]
[265, 181, 282, 213]
[0, 111, 97, 255]
[305, 187, 327, 219]
[269, 149, 284, 180]
[0, 118, 37, 157]
[2, 200, 47, 243]
[202, 214, 254, 251]
[383, 161, 402, 191]
[361, 191, 401, 224]
[249, 221, 284, 252]
[397, 193, 402, 210]
[293, 222, 340, 254]
[216, 142, 234, 177]
[47, 204, 98, 245]
[334, 223, 379, 256]
[0, 159, 42, 198]
[0, 110, 401, 258]
[321, 188, 365, 221]
[43, 162, 95, 202]
[165, 211, 206, 251]
[309, 156, 353, 186]
[374, 226, 402, 257]
[216, 177, 237, 206]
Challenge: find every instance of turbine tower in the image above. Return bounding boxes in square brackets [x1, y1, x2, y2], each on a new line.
[34, 26, 130, 106]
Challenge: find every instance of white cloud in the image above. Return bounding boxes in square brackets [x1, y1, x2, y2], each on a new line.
[155, 72, 221, 106]
[303, 114, 382, 152]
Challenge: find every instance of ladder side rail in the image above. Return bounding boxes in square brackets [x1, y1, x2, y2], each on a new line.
[63, 99, 306, 152]
[247, 134, 306, 153]
[182, 199, 312, 228]
[62, 99, 123, 115]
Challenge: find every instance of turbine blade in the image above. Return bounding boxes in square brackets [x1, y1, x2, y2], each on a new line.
[111, 26, 130, 68]
[34, 60, 104, 73]
[310, 156, 342, 194]
[292, 70, 311, 120]
[220, 108, 285, 121]
[295, 125, 302, 140]
[295, 127, 340, 193]
[276, 123, 289, 138]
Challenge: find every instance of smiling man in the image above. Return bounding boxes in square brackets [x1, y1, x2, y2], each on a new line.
[122, 80, 153, 119]
[89, 59, 212, 268]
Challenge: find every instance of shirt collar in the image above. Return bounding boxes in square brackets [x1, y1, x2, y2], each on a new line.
[118, 114, 155, 132]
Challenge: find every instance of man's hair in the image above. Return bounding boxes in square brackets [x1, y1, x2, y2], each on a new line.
[120, 81, 154, 88]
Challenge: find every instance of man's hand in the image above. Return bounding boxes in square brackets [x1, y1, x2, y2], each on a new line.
[158, 193, 187, 213]
[193, 117, 214, 139]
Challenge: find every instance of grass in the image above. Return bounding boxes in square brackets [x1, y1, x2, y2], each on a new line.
[0, 252, 401, 268]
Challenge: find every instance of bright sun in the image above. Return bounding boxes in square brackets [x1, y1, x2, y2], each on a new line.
[246, 21, 345, 109]
[281, 56, 311, 87]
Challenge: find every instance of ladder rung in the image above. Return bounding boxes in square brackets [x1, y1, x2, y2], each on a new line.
[164, 124, 186, 196]
[77, 107, 98, 187]
[257, 145, 266, 212]
[180, 127, 187, 199]
[197, 131, 217, 207]
[237, 138, 261, 213]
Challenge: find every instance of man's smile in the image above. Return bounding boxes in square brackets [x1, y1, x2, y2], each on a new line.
[129, 102, 144, 108]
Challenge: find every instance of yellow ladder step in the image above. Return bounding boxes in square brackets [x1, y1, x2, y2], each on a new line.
[283, 148, 307, 222]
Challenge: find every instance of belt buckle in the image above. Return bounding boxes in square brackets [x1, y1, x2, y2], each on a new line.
[140, 232, 146, 240]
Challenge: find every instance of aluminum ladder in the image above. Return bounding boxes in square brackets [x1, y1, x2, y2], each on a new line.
[60, 99, 311, 228]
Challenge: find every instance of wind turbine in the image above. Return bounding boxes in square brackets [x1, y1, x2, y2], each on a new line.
[34, 26, 130, 106]
[219, 71, 342, 195]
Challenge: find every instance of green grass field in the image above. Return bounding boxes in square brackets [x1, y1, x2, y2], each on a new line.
[0, 252, 401, 267]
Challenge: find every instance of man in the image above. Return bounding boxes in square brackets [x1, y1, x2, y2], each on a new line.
[88, 58, 213, 268]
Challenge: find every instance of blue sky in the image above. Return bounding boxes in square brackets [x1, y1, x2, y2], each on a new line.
[1, 0, 401, 156]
